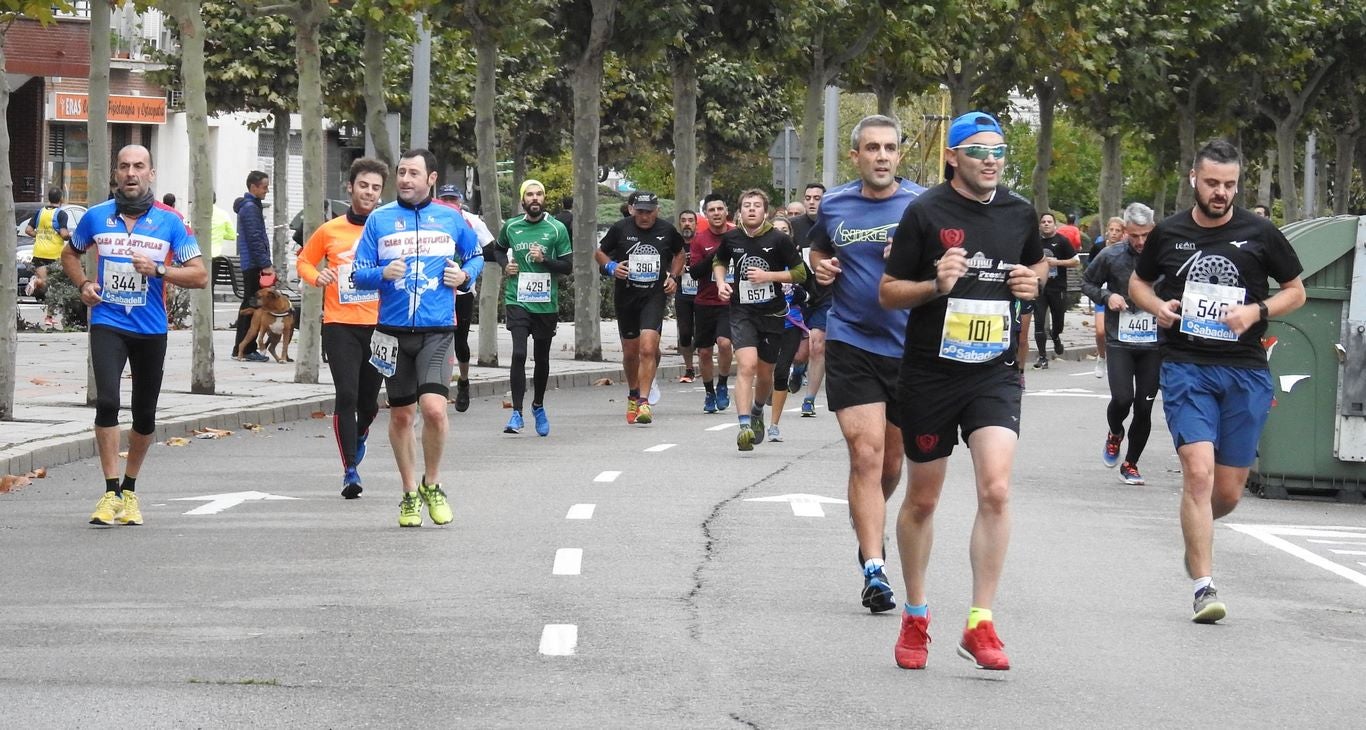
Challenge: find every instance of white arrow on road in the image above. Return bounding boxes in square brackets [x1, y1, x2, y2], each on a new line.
[171, 491, 300, 515]
[744, 493, 848, 517]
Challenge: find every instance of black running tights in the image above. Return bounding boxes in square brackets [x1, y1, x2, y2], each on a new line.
[510, 328, 552, 410]
[1106, 346, 1161, 464]
[322, 323, 383, 469]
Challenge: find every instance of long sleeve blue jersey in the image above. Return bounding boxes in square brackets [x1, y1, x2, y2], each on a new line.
[351, 197, 483, 331]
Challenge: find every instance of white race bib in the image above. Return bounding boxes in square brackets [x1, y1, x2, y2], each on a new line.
[739, 279, 773, 304]
[101, 260, 147, 307]
[337, 263, 377, 304]
[1179, 281, 1244, 342]
[680, 271, 698, 296]
[1117, 309, 1157, 344]
[628, 254, 660, 283]
[516, 272, 552, 303]
[369, 331, 398, 378]
[939, 298, 1011, 363]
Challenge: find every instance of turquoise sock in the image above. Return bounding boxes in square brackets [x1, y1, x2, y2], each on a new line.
[739, 415, 751, 426]
[904, 603, 928, 618]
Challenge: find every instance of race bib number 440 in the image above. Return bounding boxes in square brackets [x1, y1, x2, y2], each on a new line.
[939, 298, 1011, 363]
[1117, 309, 1157, 344]
[1179, 281, 1244, 342]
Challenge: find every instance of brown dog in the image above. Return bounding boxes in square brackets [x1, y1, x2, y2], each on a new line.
[235, 286, 295, 362]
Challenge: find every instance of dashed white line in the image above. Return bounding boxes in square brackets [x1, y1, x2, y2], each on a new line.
[706, 423, 737, 431]
[593, 471, 621, 483]
[553, 548, 583, 575]
[565, 504, 596, 520]
[539, 624, 577, 656]
[644, 443, 676, 452]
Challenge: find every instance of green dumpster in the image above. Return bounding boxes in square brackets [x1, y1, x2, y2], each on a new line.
[1250, 214, 1366, 501]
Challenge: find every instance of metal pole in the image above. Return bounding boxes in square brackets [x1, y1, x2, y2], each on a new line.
[783, 125, 791, 204]
[1303, 131, 1317, 219]
[410, 12, 431, 149]
[822, 85, 839, 189]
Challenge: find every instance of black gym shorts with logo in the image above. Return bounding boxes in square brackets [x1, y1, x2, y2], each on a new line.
[897, 361, 1021, 463]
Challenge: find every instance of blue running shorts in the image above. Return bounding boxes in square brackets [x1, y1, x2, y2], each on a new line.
[1160, 361, 1273, 468]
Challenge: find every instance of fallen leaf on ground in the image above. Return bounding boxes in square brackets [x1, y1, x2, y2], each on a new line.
[242, 423, 263, 432]
[0, 474, 33, 493]
[192, 428, 233, 439]
[164, 437, 190, 447]
[30, 467, 47, 478]
[29, 377, 50, 385]
[310, 411, 326, 419]
[593, 378, 613, 386]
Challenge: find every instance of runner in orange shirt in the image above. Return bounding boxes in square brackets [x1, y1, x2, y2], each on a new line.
[297, 158, 387, 499]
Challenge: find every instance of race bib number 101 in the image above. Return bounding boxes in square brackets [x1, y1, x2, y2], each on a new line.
[939, 298, 1010, 363]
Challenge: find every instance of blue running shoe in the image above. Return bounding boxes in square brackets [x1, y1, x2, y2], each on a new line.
[504, 410, 524, 434]
[355, 431, 368, 467]
[1103, 432, 1122, 468]
[716, 383, 730, 411]
[800, 396, 816, 417]
[532, 405, 550, 437]
[341, 467, 362, 500]
[704, 392, 717, 414]
[861, 564, 897, 613]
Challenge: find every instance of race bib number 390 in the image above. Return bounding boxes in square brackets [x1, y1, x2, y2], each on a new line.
[939, 298, 1010, 363]
[1179, 281, 1244, 342]
[369, 331, 399, 378]
[628, 254, 660, 283]
[101, 260, 147, 307]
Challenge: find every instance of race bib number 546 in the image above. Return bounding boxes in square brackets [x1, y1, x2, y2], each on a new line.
[1179, 281, 1244, 342]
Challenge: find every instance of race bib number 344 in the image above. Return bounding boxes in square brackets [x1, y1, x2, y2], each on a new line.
[101, 259, 147, 307]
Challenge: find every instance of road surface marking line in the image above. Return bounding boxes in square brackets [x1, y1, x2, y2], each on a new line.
[539, 624, 577, 656]
[1307, 539, 1366, 545]
[593, 471, 621, 483]
[1329, 549, 1366, 556]
[1228, 524, 1366, 588]
[553, 548, 583, 575]
[566, 504, 595, 520]
[644, 443, 676, 452]
[706, 423, 737, 431]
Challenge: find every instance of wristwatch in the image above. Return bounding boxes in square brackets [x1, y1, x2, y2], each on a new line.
[1257, 300, 1269, 321]
[155, 263, 167, 278]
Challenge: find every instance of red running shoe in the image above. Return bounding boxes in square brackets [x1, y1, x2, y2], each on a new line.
[894, 613, 931, 669]
[957, 621, 1010, 670]
[1102, 432, 1122, 468]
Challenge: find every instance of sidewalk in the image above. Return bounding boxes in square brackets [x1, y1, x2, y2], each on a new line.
[0, 305, 1103, 476]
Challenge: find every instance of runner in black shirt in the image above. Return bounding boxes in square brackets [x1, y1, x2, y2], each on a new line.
[879, 112, 1046, 672]
[712, 189, 806, 451]
[1130, 139, 1305, 625]
[1031, 212, 1078, 369]
[595, 191, 684, 425]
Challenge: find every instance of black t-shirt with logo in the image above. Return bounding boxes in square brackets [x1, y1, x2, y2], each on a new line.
[884, 182, 1043, 370]
[1134, 207, 1303, 369]
[1040, 233, 1077, 293]
[598, 216, 685, 300]
[714, 225, 804, 317]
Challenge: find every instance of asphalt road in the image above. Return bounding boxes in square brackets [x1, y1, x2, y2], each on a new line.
[2, 359, 1363, 728]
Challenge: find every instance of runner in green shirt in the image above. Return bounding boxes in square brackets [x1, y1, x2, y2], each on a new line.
[493, 179, 573, 436]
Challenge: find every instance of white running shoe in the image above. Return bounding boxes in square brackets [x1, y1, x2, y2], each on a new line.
[1094, 357, 1105, 378]
[648, 378, 661, 405]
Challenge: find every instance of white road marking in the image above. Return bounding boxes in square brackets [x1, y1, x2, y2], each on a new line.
[593, 471, 621, 483]
[744, 493, 848, 518]
[539, 624, 577, 656]
[1023, 391, 1110, 399]
[1227, 524, 1366, 588]
[644, 443, 676, 452]
[553, 548, 583, 575]
[784, 408, 800, 413]
[565, 504, 595, 520]
[1307, 539, 1366, 545]
[171, 490, 300, 515]
[1330, 549, 1366, 556]
[707, 423, 737, 431]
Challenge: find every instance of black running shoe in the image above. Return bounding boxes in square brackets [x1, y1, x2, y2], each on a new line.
[455, 380, 470, 412]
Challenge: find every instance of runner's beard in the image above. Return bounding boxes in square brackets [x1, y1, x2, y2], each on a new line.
[1195, 188, 1230, 219]
[525, 201, 544, 217]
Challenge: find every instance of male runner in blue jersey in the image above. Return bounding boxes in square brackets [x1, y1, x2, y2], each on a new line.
[64, 145, 208, 526]
[809, 115, 925, 613]
[353, 149, 482, 528]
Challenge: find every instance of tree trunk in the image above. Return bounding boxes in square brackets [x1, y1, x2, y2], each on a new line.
[175, 2, 217, 395]
[292, 0, 328, 384]
[697, 157, 713, 197]
[1274, 119, 1300, 221]
[83, 2, 113, 405]
[671, 53, 698, 214]
[875, 81, 895, 120]
[471, 23, 503, 367]
[1175, 88, 1199, 211]
[1314, 136, 1328, 218]
[1258, 145, 1275, 209]
[1098, 130, 1123, 225]
[570, 0, 618, 361]
[0, 38, 16, 417]
[363, 22, 396, 200]
[1031, 78, 1055, 212]
[271, 112, 290, 274]
[797, 55, 825, 191]
[945, 59, 978, 116]
[1334, 132, 1359, 216]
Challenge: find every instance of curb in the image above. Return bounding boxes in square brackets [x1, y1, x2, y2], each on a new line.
[2, 362, 688, 477]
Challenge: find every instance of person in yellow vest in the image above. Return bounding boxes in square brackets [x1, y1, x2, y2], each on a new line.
[24, 188, 72, 298]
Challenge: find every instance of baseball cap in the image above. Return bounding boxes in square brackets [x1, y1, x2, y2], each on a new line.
[947, 112, 1004, 147]
[632, 191, 659, 210]
[437, 184, 461, 200]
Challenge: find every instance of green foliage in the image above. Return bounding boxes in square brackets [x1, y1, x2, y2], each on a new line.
[42, 269, 87, 331]
[0, 0, 73, 23]
[623, 150, 674, 199]
[1003, 119, 1100, 216]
